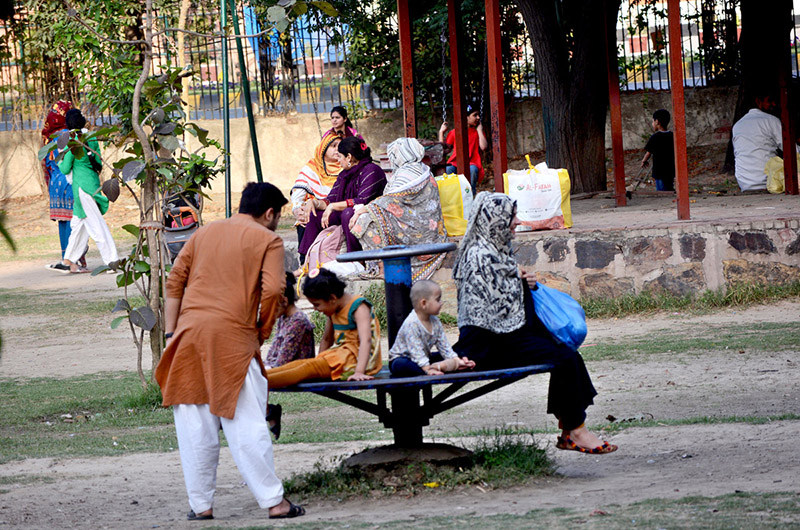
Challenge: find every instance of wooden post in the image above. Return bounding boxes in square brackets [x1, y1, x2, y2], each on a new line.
[605, 0, 626, 206]
[397, 0, 416, 138]
[485, 0, 507, 192]
[667, 0, 690, 220]
[447, 0, 469, 176]
[779, 45, 799, 194]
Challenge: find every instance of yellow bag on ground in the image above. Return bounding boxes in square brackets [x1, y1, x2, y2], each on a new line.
[435, 173, 473, 237]
[765, 155, 794, 194]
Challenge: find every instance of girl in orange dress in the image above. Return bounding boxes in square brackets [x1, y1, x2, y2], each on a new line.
[265, 269, 381, 388]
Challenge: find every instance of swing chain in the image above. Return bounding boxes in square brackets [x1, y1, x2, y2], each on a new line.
[480, 42, 487, 122]
[440, 24, 449, 126]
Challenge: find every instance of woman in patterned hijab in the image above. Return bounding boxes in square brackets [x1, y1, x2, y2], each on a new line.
[453, 192, 617, 454]
[350, 137, 447, 280]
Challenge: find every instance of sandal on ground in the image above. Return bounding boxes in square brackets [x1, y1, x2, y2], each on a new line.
[269, 500, 305, 519]
[556, 434, 617, 454]
[187, 510, 214, 521]
[46, 262, 71, 274]
[266, 404, 282, 440]
[69, 266, 90, 274]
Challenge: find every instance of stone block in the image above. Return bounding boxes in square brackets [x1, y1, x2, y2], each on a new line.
[543, 238, 570, 262]
[624, 236, 673, 265]
[535, 271, 571, 294]
[643, 263, 706, 297]
[515, 241, 538, 266]
[787, 234, 800, 256]
[728, 231, 777, 255]
[575, 240, 618, 269]
[579, 273, 634, 299]
[679, 234, 706, 261]
[723, 259, 800, 285]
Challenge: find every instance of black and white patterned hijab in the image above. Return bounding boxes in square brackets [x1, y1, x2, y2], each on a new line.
[453, 192, 525, 333]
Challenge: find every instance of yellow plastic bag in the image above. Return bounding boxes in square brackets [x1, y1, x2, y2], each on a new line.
[765, 155, 793, 194]
[435, 173, 473, 237]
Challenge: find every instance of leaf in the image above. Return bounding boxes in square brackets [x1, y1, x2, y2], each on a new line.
[158, 135, 180, 152]
[152, 108, 165, 124]
[91, 265, 110, 276]
[278, 0, 296, 6]
[267, 5, 286, 22]
[130, 306, 157, 331]
[116, 271, 137, 288]
[276, 18, 290, 33]
[67, 7, 77, 17]
[38, 140, 56, 161]
[154, 122, 176, 135]
[133, 261, 151, 273]
[57, 130, 70, 150]
[156, 167, 174, 180]
[311, 1, 338, 17]
[110, 315, 127, 329]
[121, 224, 140, 237]
[122, 160, 145, 182]
[112, 299, 131, 313]
[293, 3, 308, 16]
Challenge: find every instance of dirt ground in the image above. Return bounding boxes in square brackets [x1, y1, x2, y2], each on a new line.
[1, 148, 799, 529]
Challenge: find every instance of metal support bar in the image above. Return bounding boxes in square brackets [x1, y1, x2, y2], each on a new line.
[667, 0, 691, 220]
[397, 0, 417, 138]
[447, 0, 469, 176]
[380, 255, 412, 347]
[228, 0, 263, 183]
[425, 375, 528, 416]
[220, 0, 231, 217]
[429, 381, 467, 406]
[315, 391, 386, 417]
[485, 0, 507, 192]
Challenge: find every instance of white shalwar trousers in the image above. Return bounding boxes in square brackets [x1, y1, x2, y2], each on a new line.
[173, 358, 284, 514]
[64, 188, 119, 265]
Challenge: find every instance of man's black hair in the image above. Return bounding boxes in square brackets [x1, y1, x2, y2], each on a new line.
[238, 182, 288, 218]
[653, 109, 671, 129]
[65, 108, 86, 130]
[303, 268, 346, 300]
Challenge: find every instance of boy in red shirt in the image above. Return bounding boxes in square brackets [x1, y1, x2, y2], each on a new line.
[438, 104, 488, 195]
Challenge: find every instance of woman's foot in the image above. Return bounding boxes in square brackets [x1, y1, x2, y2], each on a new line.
[557, 425, 617, 454]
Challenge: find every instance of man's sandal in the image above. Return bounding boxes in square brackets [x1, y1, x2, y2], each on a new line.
[187, 510, 214, 521]
[556, 434, 618, 455]
[269, 500, 305, 519]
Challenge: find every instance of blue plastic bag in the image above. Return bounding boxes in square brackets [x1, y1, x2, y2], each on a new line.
[531, 284, 587, 351]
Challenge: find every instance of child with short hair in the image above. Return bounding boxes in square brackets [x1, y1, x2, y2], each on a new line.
[264, 272, 315, 369]
[641, 108, 675, 192]
[265, 269, 382, 388]
[389, 280, 475, 377]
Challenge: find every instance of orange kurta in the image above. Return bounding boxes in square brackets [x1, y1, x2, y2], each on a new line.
[155, 214, 285, 419]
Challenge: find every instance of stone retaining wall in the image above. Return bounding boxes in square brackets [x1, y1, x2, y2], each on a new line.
[426, 218, 800, 306]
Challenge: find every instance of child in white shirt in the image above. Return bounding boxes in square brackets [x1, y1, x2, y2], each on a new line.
[389, 280, 475, 377]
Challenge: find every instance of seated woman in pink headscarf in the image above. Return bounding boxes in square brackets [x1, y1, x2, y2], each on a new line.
[349, 137, 447, 281]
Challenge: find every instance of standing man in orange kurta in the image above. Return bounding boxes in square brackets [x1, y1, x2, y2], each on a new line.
[155, 182, 305, 521]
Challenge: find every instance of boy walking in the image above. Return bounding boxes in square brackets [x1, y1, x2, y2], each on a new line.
[641, 109, 675, 192]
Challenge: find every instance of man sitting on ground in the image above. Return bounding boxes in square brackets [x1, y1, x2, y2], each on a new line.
[732, 92, 783, 192]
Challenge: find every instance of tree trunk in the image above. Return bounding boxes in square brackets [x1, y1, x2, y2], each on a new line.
[516, 0, 621, 193]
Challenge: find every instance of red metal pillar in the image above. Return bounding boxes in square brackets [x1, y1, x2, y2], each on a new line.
[397, 0, 416, 138]
[447, 0, 469, 176]
[667, 0, 690, 220]
[779, 47, 799, 195]
[485, 0, 507, 192]
[604, 0, 626, 207]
